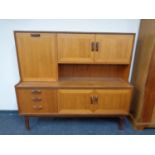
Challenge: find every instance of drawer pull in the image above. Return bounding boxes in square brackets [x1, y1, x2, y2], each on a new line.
[31, 89, 42, 94]
[33, 105, 43, 110]
[31, 33, 40, 37]
[96, 42, 99, 51]
[32, 97, 42, 102]
[91, 42, 95, 51]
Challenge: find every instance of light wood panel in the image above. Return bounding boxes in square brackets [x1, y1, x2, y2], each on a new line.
[15, 32, 58, 81]
[94, 89, 132, 114]
[58, 89, 93, 114]
[59, 64, 130, 81]
[57, 33, 95, 63]
[95, 34, 134, 64]
[16, 88, 57, 114]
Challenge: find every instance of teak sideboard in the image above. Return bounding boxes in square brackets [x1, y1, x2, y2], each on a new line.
[14, 31, 135, 129]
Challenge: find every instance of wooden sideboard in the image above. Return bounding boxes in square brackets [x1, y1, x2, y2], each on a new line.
[15, 31, 135, 129]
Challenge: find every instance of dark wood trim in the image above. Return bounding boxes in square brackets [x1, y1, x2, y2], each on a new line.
[19, 113, 129, 117]
[14, 31, 136, 36]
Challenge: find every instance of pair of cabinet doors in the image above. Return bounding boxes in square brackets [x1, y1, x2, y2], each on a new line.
[57, 33, 134, 64]
[58, 89, 132, 115]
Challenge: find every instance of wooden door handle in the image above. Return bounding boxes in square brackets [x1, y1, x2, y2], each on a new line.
[91, 42, 95, 51]
[96, 42, 99, 51]
[90, 96, 95, 104]
[94, 96, 98, 104]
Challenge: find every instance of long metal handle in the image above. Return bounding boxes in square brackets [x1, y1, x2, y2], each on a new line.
[91, 42, 95, 51]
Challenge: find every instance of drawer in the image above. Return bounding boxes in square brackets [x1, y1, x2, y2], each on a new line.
[94, 89, 132, 114]
[16, 88, 57, 114]
[58, 89, 93, 114]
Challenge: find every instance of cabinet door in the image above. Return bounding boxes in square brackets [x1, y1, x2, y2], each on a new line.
[94, 89, 132, 114]
[58, 89, 93, 114]
[16, 33, 58, 81]
[94, 34, 134, 64]
[16, 88, 57, 115]
[57, 33, 95, 63]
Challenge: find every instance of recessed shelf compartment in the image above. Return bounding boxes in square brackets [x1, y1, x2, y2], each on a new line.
[58, 64, 130, 81]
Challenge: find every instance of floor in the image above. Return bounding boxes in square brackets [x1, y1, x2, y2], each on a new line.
[0, 111, 155, 135]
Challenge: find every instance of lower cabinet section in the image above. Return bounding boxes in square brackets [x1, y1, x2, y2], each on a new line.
[58, 89, 132, 115]
[16, 88, 132, 116]
[16, 88, 57, 114]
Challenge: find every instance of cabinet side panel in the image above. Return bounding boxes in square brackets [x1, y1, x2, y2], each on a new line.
[131, 20, 155, 121]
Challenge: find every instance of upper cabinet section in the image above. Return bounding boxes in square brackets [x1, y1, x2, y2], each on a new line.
[95, 34, 134, 64]
[57, 33, 134, 64]
[15, 32, 135, 82]
[15, 32, 58, 81]
[57, 33, 95, 63]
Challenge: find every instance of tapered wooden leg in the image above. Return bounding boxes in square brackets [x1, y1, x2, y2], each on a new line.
[118, 117, 125, 130]
[24, 116, 30, 130]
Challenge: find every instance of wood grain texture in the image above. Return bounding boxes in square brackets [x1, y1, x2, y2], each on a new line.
[94, 34, 134, 64]
[14, 31, 134, 123]
[94, 89, 132, 114]
[57, 89, 132, 115]
[16, 77, 132, 89]
[59, 64, 130, 81]
[16, 88, 57, 114]
[57, 33, 95, 63]
[58, 89, 93, 114]
[15, 32, 58, 81]
[131, 19, 155, 128]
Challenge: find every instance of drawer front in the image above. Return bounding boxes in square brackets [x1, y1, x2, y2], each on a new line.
[16, 88, 57, 114]
[94, 89, 132, 114]
[58, 89, 93, 114]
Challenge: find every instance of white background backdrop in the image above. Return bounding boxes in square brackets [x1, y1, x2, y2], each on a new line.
[0, 19, 140, 110]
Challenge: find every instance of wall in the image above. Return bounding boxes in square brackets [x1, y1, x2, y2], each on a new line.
[0, 19, 140, 110]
